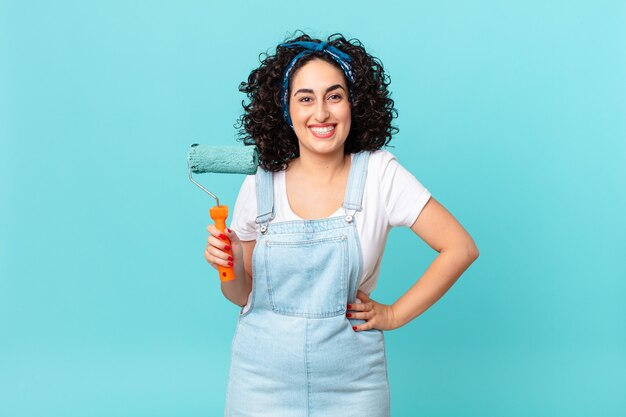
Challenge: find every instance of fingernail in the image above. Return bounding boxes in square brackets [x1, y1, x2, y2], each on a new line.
[224, 245, 231, 250]
[228, 256, 233, 261]
[219, 234, 226, 239]
[228, 261, 233, 266]
[346, 313, 352, 318]
[352, 326, 357, 331]
[347, 304, 352, 309]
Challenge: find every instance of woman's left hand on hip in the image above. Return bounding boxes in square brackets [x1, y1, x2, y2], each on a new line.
[348, 290, 398, 331]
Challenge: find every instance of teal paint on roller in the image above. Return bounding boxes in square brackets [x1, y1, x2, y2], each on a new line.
[188, 144, 258, 175]
[187, 143, 259, 282]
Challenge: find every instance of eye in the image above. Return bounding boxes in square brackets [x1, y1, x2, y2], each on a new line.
[327, 93, 343, 101]
[298, 96, 313, 103]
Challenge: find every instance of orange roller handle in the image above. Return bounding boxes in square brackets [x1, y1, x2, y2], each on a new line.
[209, 205, 235, 282]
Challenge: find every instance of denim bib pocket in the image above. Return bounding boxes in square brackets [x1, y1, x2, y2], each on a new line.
[265, 234, 348, 318]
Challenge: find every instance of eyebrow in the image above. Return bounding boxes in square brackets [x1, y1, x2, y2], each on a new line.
[293, 84, 346, 96]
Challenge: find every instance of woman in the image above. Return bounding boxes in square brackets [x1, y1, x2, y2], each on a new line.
[204, 32, 479, 416]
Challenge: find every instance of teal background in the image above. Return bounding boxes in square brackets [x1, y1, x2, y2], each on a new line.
[1, 0, 625, 416]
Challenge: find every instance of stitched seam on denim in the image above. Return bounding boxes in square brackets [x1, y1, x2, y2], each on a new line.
[342, 232, 348, 314]
[263, 216, 349, 227]
[352, 152, 368, 210]
[305, 319, 311, 417]
[239, 240, 259, 319]
[255, 167, 274, 224]
[268, 308, 345, 318]
[350, 221, 364, 300]
[342, 152, 361, 209]
[263, 222, 351, 236]
[264, 242, 276, 313]
[266, 235, 346, 247]
[342, 151, 369, 211]
[381, 331, 391, 412]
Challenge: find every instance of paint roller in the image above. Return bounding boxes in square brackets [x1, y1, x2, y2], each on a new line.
[187, 144, 258, 281]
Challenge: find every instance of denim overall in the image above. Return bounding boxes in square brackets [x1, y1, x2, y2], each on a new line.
[225, 151, 390, 417]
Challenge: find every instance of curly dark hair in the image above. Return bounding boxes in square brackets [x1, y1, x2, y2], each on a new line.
[236, 31, 398, 172]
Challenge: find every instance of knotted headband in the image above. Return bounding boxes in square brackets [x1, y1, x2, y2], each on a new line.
[278, 41, 355, 128]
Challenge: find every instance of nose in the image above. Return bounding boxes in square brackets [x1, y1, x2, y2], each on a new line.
[314, 100, 330, 122]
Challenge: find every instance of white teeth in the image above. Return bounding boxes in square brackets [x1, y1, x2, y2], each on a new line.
[310, 126, 335, 134]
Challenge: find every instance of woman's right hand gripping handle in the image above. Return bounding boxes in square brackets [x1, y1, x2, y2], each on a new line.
[205, 225, 251, 306]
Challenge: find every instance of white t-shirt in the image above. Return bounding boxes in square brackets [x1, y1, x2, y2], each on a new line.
[231, 149, 431, 309]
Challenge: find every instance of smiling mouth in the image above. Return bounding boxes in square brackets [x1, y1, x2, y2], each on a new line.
[309, 125, 336, 138]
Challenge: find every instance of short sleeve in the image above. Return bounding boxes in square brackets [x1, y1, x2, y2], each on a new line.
[377, 150, 431, 228]
[230, 174, 258, 241]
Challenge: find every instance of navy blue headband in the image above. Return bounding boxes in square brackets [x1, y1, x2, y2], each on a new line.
[278, 41, 355, 128]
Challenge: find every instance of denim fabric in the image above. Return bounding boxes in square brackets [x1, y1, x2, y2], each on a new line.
[225, 152, 390, 417]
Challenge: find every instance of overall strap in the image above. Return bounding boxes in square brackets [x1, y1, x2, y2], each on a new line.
[342, 151, 371, 213]
[254, 166, 275, 231]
